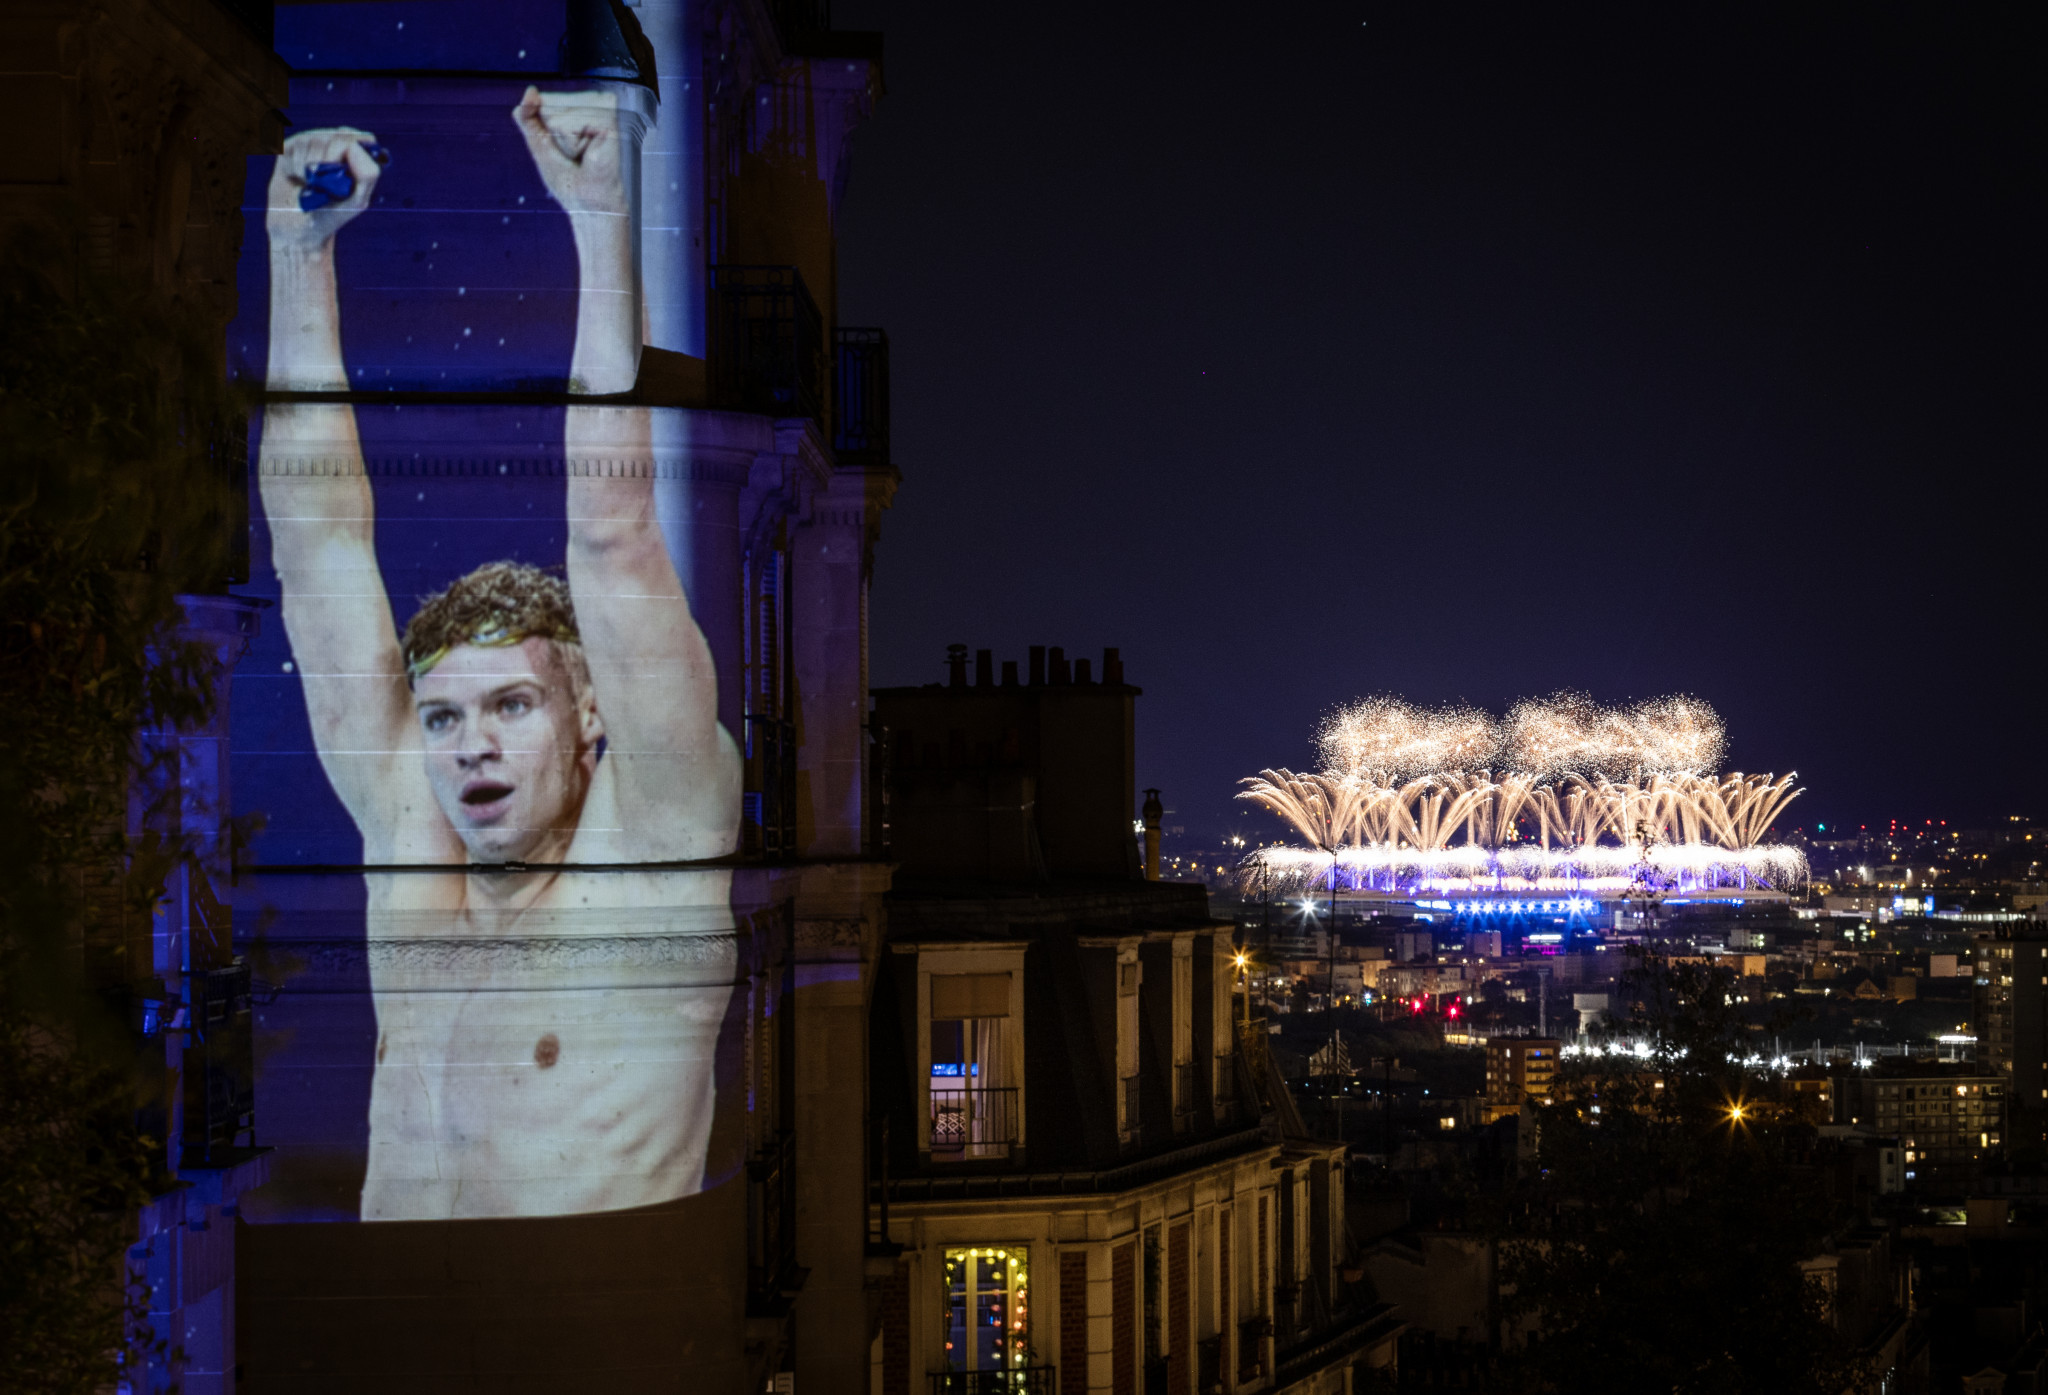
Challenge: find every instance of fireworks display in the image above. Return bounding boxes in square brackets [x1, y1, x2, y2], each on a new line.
[1316, 698, 1503, 782]
[1501, 692, 1726, 779]
[1242, 692, 1801, 895]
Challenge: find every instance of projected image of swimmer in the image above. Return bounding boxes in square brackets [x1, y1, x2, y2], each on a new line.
[257, 96, 740, 1221]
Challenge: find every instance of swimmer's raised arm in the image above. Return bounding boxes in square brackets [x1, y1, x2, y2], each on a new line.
[257, 130, 424, 851]
[515, 88, 740, 860]
[513, 87, 638, 396]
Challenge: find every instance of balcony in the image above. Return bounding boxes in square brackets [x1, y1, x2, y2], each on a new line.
[929, 1086, 1018, 1157]
[928, 1370, 1052, 1395]
[1173, 1059, 1198, 1120]
[743, 712, 797, 859]
[709, 265, 823, 425]
[1213, 1054, 1237, 1105]
[1238, 1316, 1272, 1382]
[747, 1130, 799, 1307]
[182, 961, 254, 1165]
[833, 327, 889, 467]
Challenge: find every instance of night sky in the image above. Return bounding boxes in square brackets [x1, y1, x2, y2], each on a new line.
[833, 2, 2044, 840]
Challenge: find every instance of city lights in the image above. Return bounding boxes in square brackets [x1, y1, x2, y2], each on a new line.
[1241, 839, 1807, 895]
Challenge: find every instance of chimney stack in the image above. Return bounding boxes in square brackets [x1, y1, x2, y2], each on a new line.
[947, 644, 967, 688]
[1048, 646, 1069, 685]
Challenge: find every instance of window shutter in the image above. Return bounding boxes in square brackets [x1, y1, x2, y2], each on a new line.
[931, 972, 1011, 1019]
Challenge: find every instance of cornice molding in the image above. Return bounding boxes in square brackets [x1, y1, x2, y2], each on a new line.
[252, 931, 741, 988]
[258, 453, 756, 486]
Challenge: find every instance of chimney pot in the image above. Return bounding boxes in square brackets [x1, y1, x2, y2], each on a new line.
[946, 643, 967, 688]
[1048, 646, 1070, 685]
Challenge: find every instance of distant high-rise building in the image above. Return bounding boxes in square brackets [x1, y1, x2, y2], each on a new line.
[1975, 926, 2048, 1150]
[1483, 1038, 1559, 1125]
[1841, 1063, 2007, 1189]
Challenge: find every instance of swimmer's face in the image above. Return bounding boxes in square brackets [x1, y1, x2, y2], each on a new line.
[413, 637, 601, 862]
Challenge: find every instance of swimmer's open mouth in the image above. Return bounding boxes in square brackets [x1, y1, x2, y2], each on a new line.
[461, 781, 514, 807]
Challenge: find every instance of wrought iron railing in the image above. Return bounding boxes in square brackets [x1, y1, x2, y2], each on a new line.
[1276, 1281, 1301, 1339]
[1238, 1315, 1272, 1381]
[927, 1369, 1051, 1395]
[929, 1085, 1018, 1154]
[1237, 1017, 1276, 1112]
[744, 714, 797, 858]
[1173, 1060, 1198, 1118]
[1121, 1074, 1142, 1142]
[183, 961, 254, 1162]
[833, 327, 889, 466]
[1213, 1053, 1237, 1105]
[709, 265, 824, 425]
[748, 1130, 798, 1301]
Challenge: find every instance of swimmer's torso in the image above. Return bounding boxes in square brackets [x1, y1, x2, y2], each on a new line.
[359, 776, 738, 1221]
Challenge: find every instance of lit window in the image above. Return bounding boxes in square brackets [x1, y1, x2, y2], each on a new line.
[928, 972, 1017, 1159]
[944, 1247, 1031, 1375]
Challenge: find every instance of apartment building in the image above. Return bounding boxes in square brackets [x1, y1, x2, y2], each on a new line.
[868, 652, 1403, 1395]
[1842, 1066, 2006, 1190]
[1482, 1038, 1560, 1125]
[1975, 926, 2048, 1151]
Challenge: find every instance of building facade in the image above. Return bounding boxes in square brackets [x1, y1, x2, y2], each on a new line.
[1481, 1038, 1559, 1126]
[867, 652, 1402, 1395]
[1975, 926, 2048, 1153]
[1842, 1066, 2007, 1190]
[207, 1, 897, 1389]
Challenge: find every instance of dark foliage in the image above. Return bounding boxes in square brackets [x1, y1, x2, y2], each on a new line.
[0, 234, 242, 1394]
[1494, 950, 1869, 1394]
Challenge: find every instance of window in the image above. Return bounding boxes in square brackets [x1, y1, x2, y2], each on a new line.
[944, 1247, 1031, 1373]
[929, 973, 1016, 1158]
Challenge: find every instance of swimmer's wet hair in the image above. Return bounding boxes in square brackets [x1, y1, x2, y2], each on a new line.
[402, 561, 585, 688]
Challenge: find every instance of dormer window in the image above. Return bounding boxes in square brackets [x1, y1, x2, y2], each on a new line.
[916, 959, 1026, 1160]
